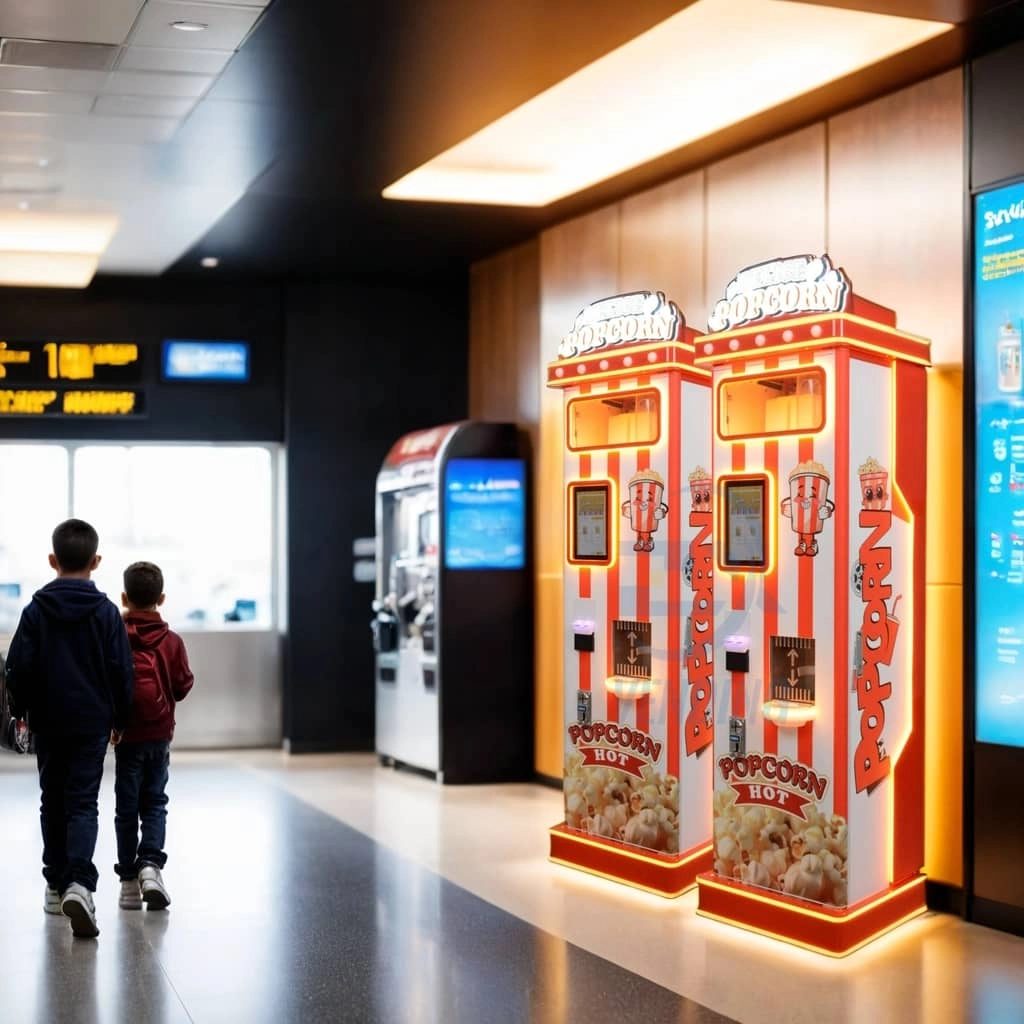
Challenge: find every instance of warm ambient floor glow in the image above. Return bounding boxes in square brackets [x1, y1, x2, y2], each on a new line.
[383, 0, 952, 207]
[2, 750, 1020, 1023]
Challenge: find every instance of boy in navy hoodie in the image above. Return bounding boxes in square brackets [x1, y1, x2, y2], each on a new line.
[113, 561, 194, 912]
[5, 519, 133, 938]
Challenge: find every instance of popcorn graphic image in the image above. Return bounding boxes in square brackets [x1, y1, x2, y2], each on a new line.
[780, 460, 834, 557]
[622, 468, 668, 553]
[858, 456, 889, 511]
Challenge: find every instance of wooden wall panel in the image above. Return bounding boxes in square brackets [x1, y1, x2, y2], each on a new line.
[535, 206, 621, 779]
[827, 70, 964, 366]
[619, 171, 706, 326]
[705, 125, 827, 308]
[469, 239, 541, 439]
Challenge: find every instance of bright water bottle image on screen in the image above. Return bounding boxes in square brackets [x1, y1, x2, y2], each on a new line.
[444, 458, 526, 569]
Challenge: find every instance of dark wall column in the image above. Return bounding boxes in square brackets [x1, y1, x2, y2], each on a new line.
[283, 276, 469, 752]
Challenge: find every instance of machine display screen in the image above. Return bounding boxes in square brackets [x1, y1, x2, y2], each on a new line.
[723, 478, 767, 569]
[570, 482, 610, 563]
[974, 179, 1024, 747]
[443, 458, 526, 570]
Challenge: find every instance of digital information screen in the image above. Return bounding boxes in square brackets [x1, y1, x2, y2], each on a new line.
[444, 458, 526, 570]
[723, 478, 767, 569]
[162, 340, 250, 381]
[0, 340, 144, 417]
[974, 179, 1024, 747]
[570, 482, 610, 562]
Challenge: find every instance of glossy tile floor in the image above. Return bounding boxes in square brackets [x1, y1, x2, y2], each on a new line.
[1, 752, 1023, 1024]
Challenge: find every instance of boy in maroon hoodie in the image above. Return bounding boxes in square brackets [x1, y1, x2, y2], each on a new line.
[112, 561, 194, 911]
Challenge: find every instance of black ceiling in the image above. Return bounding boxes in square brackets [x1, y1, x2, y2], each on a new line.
[161, 0, 1024, 282]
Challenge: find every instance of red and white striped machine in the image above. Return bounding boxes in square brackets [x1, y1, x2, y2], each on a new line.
[692, 255, 930, 955]
[546, 290, 715, 896]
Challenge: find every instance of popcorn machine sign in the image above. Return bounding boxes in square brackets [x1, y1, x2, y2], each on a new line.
[852, 457, 899, 794]
[567, 721, 662, 780]
[558, 290, 681, 359]
[717, 753, 828, 821]
[707, 254, 851, 332]
[685, 466, 714, 756]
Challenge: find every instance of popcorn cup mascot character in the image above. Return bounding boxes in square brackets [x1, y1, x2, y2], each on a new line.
[858, 456, 889, 511]
[622, 468, 668, 552]
[780, 460, 834, 557]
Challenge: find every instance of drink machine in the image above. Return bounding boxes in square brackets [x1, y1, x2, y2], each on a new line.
[372, 421, 533, 783]
[546, 291, 715, 896]
[692, 255, 930, 955]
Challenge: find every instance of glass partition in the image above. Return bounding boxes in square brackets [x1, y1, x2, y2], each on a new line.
[73, 445, 275, 630]
[0, 446, 69, 631]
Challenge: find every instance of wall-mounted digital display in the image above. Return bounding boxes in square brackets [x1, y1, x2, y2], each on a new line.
[0, 341, 139, 383]
[722, 477, 767, 569]
[974, 179, 1024, 748]
[0, 388, 145, 417]
[162, 340, 250, 381]
[569, 482, 611, 563]
[444, 458, 526, 570]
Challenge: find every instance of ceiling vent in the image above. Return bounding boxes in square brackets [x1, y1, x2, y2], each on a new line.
[0, 38, 119, 72]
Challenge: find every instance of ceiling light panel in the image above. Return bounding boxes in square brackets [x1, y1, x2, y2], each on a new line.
[92, 94, 194, 118]
[117, 45, 234, 75]
[0, 209, 118, 252]
[0, 112, 179, 144]
[0, 0, 144, 46]
[103, 69, 214, 97]
[383, 0, 954, 207]
[0, 89, 93, 115]
[130, 1, 265, 51]
[0, 250, 100, 288]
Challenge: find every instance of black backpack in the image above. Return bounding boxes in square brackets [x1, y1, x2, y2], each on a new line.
[0, 652, 33, 754]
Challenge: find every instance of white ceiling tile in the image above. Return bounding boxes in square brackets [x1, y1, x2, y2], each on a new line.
[0, 0, 145, 46]
[93, 93, 194, 118]
[117, 44, 233, 75]
[75, 114, 180, 143]
[103, 69, 213, 97]
[0, 90, 94, 115]
[130, 1, 264, 52]
[0, 65, 110, 93]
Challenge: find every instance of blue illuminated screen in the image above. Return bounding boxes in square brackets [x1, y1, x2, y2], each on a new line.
[162, 340, 250, 381]
[975, 179, 1024, 747]
[444, 458, 526, 570]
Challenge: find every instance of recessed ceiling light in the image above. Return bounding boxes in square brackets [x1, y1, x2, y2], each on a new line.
[37, 158, 48, 168]
[383, 0, 954, 207]
[17, 201, 29, 210]
[170, 20, 208, 32]
[200, 256, 219, 268]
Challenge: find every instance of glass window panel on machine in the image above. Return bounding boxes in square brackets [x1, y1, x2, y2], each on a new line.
[372, 421, 533, 784]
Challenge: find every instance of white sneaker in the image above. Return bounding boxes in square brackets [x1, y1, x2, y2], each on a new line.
[43, 886, 61, 915]
[119, 879, 143, 910]
[138, 865, 170, 910]
[61, 883, 99, 938]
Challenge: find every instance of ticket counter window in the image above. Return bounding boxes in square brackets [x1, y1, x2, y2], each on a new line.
[74, 445, 275, 630]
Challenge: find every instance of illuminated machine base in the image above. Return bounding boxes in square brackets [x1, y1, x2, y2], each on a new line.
[696, 872, 927, 957]
[549, 823, 712, 898]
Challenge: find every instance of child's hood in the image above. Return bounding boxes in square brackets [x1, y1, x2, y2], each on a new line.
[33, 578, 109, 622]
[123, 611, 169, 649]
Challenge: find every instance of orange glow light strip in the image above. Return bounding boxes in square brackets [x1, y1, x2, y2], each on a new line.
[696, 905, 928, 959]
[548, 856, 699, 899]
[550, 828, 713, 867]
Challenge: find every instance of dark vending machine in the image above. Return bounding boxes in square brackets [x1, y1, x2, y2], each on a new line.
[372, 421, 533, 783]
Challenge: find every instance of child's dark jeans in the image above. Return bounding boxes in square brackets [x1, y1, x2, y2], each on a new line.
[113, 740, 170, 879]
[35, 732, 109, 892]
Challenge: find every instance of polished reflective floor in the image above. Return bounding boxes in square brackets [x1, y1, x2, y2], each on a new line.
[2, 751, 1023, 1023]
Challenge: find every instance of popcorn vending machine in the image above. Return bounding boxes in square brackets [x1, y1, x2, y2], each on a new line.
[692, 255, 930, 955]
[372, 421, 533, 783]
[546, 291, 715, 896]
